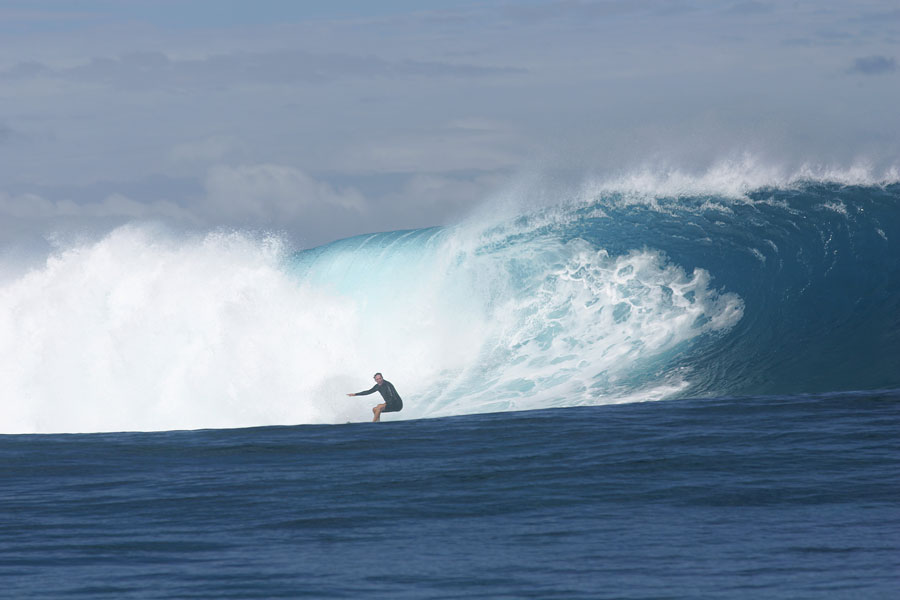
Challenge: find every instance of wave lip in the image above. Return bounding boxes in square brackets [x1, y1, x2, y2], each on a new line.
[584, 157, 900, 202]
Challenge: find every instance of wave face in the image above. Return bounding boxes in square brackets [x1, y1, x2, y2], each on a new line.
[1, 182, 898, 433]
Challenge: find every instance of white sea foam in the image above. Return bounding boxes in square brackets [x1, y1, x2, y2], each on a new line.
[0, 219, 743, 433]
[0, 227, 369, 433]
[822, 200, 849, 216]
[582, 156, 900, 203]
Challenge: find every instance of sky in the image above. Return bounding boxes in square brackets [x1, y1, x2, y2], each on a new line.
[0, 0, 898, 250]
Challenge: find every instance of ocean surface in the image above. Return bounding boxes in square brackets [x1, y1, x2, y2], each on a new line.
[1, 178, 899, 597]
[2, 392, 899, 598]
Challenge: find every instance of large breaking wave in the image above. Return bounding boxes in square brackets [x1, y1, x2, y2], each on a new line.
[1, 174, 898, 433]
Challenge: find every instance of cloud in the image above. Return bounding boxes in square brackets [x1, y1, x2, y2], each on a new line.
[725, 1, 773, 15]
[848, 55, 897, 75]
[337, 170, 508, 237]
[2, 61, 49, 78]
[169, 136, 236, 163]
[0, 50, 523, 91]
[0, 8, 96, 26]
[0, 165, 365, 239]
[0, 190, 195, 221]
[202, 164, 365, 221]
[339, 119, 528, 174]
[0, 164, 509, 250]
[2, 0, 899, 252]
[502, 0, 704, 23]
[855, 8, 900, 24]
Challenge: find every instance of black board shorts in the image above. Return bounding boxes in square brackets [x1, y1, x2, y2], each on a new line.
[382, 399, 403, 413]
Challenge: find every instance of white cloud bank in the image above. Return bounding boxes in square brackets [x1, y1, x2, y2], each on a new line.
[0, 0, 898, 250]
[0, 165, 370, 249]
[203, 164, 365, 220]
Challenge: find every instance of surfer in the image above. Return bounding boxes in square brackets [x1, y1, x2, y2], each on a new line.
[347, 372, 403, 422]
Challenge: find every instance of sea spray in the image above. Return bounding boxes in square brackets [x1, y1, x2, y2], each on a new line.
[2, 179, 898, 434]
[0, 220, 740, 433]
[0, 227, 364, 432]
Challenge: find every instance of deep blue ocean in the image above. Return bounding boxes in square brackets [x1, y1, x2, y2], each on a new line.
[3, 392, 899, 598]
[1, 181, 899, 597]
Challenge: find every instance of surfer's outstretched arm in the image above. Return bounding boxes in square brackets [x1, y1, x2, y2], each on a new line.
[350, 385, 378, 397]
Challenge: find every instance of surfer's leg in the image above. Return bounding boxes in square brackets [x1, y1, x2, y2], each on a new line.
[372, 403, 385, 422]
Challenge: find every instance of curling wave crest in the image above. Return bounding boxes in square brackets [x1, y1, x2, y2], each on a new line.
[4, 173, 898, 434]
[1, 215, 741, 433]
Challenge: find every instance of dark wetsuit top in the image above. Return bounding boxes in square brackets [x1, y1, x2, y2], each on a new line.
[355, 380, 403, 413]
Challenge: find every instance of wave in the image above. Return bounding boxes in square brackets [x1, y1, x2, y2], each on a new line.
[582, 158, 900, 200]
[1, 176, 898, 433]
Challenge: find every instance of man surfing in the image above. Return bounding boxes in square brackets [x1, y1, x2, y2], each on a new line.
[347, 372, 403, 422]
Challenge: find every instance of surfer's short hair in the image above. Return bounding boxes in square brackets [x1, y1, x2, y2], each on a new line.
[374, 372, 383, 379]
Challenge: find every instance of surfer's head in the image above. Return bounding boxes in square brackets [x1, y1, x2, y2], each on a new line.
[373, 372, 383, 384]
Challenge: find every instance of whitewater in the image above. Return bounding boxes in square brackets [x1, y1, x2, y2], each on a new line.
[1, 169, 898, 434]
